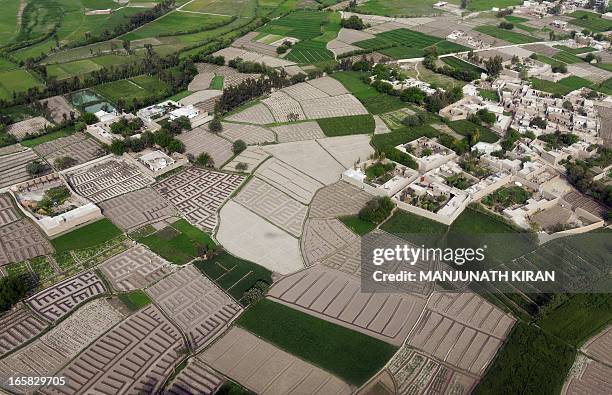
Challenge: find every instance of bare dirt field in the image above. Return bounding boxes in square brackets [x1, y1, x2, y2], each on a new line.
[200, 327, 351, 395]
[0, 299, 124, 394]
[308, 181, 372, 219]
[317, 135, 374, 168]
[67, 159, 153, 203]
[213, 47, 295, 69]
[581, 326, 611, 365]
[155, 166, 245, 231]
[263, 140, 345, 185]
[6, 117, 53, 140]
[146, 265, 242, 352]
[0, 218, 53, 266]
[563, 354, 612, 395]
[0, 303, 48, 357]
[0, 143, 28, 157]
[301, 218, 358, 268]
[99, 245, 176, 292]
[283, 82, 329, 102]
[222, 146, 269, 174]
[271, 121, 326, 143]
[233, 177, 307, 237]
[0, 193, 20, 227]
[216, 200, 303, 274]
[98, 187, 179, 232]
[177, 127, 234, 166]
[226, 103, 275, 125]
[232, 31, 278, 57]
[38, 305, 185, 395]
[254, 158, 323, 204]
[0, 149, 42, 189]
[262, 91, 306, 122]
[268, 265, 427, 346]
[164, 357, 223, 395]
[386, 347, 477, 395]
[219, 122, 275, 144]
[34, 133, 105, 170]
[301, 94, 368, 119]
[39, 96, 80, 123]
[27, 270, 106, 322]
[307, 77, 349, 96]
[188, 73, 214, 91]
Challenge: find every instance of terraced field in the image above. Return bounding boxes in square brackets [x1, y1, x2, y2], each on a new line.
[474, 25, 539, 44]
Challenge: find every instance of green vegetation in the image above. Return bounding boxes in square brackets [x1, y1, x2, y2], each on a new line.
[237, 299, 397, 386]
[0, 273, 32, 313]
[339, 215, 377, 236]
[447, 120, 499, 143]
[474, 322, 575, 395]
[530, 78, 573, 96]
[258, 11, 340, 64]
[504, 15, 529, 23]
[0, 69, 44, 101]
[20, 129, 74, 148]
[138, 219, 216, 265]
[467, 0, 523, 11]
[332, 71, 407, 114]
[479, 89, 499, 102]
[568, 10, 612, 32]
[194, 252, 272, 304]
[209, 75, 224, 90]
[537, 292, 612, 348]
[371, 125, 439, 169]
[118, 290, 152, 311]
[482, 186, 532, 210]
[474, 25, 538, 44]
[381, 210, 448, 235]
[316, 114, 375, 136]
[558, 76, 593, 90]
[553, 45, 596, 54]
[355, 0, 444, 17]
[93, 75, 170, 105]
[183, 0, 257, 17]
[441, 57, 485, 74]
[359, 196, 395, 224]
[552, 51, 585, 64]
[121, 12, 234, 41]
[51, 219, 122, 253]
[354, 28, 468, 60]
[532, 54, 566, 68]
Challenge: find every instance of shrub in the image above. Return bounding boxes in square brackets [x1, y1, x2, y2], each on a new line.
[359, 196, 395, 224]
[209, 117, 222, 133]
[235, 162, 248, 171]
[196, 152, 214, 167]
[232, 139, 247, 155]
[25, 160, 45, 176]
[53, 156, 77, 170]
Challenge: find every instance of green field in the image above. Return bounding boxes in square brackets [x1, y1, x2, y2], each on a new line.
[0, 0, 20, 47]
[339, 215, 376, 236]
[474, 322, 575, 395]
[552, 45, 596, 54]
[558, 76, 593, 90]
[441, 56, 485, 74]
[317, 114, 375, 137]
[194, 252, 272, 304]
[118, 290, 152, 311]
[121, 12, 233, 41]
[0, 57, 18, 72]
[209, 75, 224, 90]
[0, 69, 44, 100]
[355, 28, 468, 59]
[594, 63, 612, 72]
[51, 218, 122, 253]
[448, 120, 499, 143]
[479, 89, 499, 102]
[138, 219, 216, 265]
[380, 210, 448, 235]
[355, 0, 443, 17]
[20, 129, 74, 148]
[530, 78, 573, 96]
[532, 54, 566, 68]
[504, 15, 529, 23]
[331, 71, 407, 114]
[262, 11, 340, 64]
[474, 25, 539, 44]
[93, 75, 170, 104]
[552, 51, 585, 64]
[467, 0, 523, 11]
[595, 77, 612, 95]
[182, 0, 257, 17]
[568, 10, 612, 32]
[237, 299, 398, 386]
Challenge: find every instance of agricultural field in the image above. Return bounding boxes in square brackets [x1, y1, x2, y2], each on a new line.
[339, 215, 376, 235]
[193, 251, 273, 304]
[118, 290, 152, 311]
[138, 219, 216, 265]
[467, 0, 523, 11]
[355, 28, 469, 60]
[0, 0, 20, 48]
[92, 75, 170, 104]
[474, 25, 539, 44]
[355, 0, 444, 16]
[121, 12, 234, 41]
[237, 299, 398, 386]
[317, 114, 375, 136]
[182, 0, 257, 17]
[528, 77, 592, 96]
[331, 71, 407, 114]
[441, 56, 486, 74]
[532, 54, 566, 68]
[568, 10, 612, 32]
[0, 69, 44, 101]
[448, 120, 499, 143]
[51, 218, 122, 253]
[552, 45, 596, 54]
[552, 50, 585, 64]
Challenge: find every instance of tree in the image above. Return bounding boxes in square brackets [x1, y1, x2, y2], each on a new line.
[584, 53, 596, 63]
[0, 274, 32, 313]
[208, 117, 222, 133]
[359, 196, 395, 224]
[81, 112, 98, 125]
[232, 139, 247, 155]
[460, 0, 468, 9]
[122, 39, 131, 53]
[498, 21, 514, 30]
[54, 156, 77, 170]
[166, 139, 184, 154]
[470, 129, 480, 147]
[235, 162, 248, 171]
[484, 55, 503, 78]
[26, 161, 45, 176]
[196, 152, 214, 167]
[400, 87, 426, 104]
[341, 15, 366, 30]
[108, 139, 126, 155]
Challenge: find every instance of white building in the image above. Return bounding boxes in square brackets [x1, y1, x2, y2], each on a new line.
[169, 105, 199, 120]
[139, 150, 175, 172]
